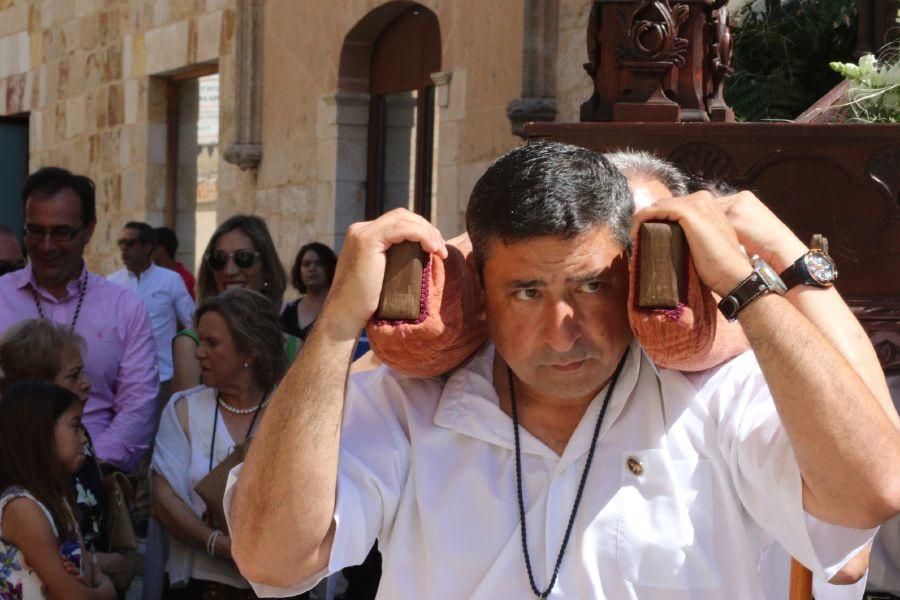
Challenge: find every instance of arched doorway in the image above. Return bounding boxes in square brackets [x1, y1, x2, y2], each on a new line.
[332, 3, 442, 232]
[365, 6, 441, 219]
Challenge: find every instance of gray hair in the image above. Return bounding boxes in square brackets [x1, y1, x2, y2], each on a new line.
[194, 288, 286, 391]
[0, 319, 86, 393]
[604, 150, 689, 196]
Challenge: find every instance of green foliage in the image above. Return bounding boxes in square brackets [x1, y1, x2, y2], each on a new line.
[724, 0, 859, 121]
[830, 42, 900, 122]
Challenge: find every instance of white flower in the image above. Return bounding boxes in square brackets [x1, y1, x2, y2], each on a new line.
[75, 481, 97, 507]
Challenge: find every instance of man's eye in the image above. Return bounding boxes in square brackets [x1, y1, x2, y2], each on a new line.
[514, 289, 539, 300]
[578, 281, 603, 294]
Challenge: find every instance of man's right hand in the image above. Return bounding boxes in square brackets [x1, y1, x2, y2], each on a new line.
[323, 208, 447, 341]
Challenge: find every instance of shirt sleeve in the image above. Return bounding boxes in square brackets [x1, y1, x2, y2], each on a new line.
[706, 352, 878, 581]
[171, 274, 196, 328]
[91, 294, 160, 473]
[221, 368, 413, 597]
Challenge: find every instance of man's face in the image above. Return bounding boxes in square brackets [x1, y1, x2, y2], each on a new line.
[481, 226, 633, 406]
[118, 227, 152, 273]
[24, 189, 94, 288]
[0, 235, 25, 276]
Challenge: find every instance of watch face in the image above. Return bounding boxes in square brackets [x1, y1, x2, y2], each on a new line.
[805, 252, 836, 284]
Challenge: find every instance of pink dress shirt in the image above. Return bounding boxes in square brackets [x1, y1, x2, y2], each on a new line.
[0, 263, 159, 473]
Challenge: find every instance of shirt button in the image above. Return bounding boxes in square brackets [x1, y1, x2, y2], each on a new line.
[626, 456, 644, 476]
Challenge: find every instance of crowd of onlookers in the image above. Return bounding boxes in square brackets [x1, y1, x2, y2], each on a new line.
[0, 166, 371, 599]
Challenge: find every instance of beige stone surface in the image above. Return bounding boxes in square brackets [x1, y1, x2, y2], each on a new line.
[1, 0, 599, 270]
[145, 19, 188, 74]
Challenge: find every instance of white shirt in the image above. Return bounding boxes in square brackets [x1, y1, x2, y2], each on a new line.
[225, 341, 876, 599]
[108, 263, 195, 381]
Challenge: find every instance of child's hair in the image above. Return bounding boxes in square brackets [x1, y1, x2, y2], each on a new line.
[0, 319, 86, 395]
[0, 381, 80, 538]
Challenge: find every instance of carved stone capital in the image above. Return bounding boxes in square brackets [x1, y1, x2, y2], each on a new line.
[223, 144, 263, 171]
[506, 97, 557, 137]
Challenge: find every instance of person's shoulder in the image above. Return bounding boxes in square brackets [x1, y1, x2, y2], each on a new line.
[107, 268, 128, 284]
[677, 350, 761, 390]
[347, 363, 445, 411]
[153, 264, 186, 286]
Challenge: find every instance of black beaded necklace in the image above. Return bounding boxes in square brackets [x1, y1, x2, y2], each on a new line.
[508, 348, 629, 598]
[31, 275, 88, 331]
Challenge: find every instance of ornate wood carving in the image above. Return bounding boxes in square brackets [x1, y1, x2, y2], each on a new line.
[667, 142, 737, 182]
[580, 0, 735, 123]
[848, 298, 900, 374]
[612, 0, 688, 121]
[707, 7, 733, 122]
[866, 145, 900, 205]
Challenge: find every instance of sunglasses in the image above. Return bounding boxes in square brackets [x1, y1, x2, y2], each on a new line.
[117, 238, 141, 250]
[205, 249, 261, 271]
[24, 224, 84, 242]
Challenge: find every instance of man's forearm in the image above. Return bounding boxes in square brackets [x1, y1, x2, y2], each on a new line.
[763, 239, 897, 429]
[230, 304, 358, 585]
[738, 293, 900, 527]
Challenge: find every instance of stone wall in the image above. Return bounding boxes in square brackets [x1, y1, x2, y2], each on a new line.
[0, 0, 600, 280]
[0, 0, 235, 275]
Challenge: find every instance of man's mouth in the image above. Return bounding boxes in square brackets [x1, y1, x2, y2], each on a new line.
[550, 359, 586, 372]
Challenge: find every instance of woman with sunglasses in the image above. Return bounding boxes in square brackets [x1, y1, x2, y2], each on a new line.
[171, 215, 298, 393]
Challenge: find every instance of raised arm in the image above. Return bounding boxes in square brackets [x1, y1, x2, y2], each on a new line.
[230, 209, 447, 587]
[635, 191, 900, 529]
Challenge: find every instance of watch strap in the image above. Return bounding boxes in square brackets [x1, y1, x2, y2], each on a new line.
[717, 271, 772, 321]
[780, 255, 807, 289]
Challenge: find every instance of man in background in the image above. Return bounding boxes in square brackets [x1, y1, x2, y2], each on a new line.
[0, 167, 158, 474]
[0, 225, 25, 276]
[152, 226, 195, 299]
[108, 221, 195, 409]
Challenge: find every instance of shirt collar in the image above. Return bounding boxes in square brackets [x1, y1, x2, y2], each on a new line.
[434, 338, 644, 465]
[18, 261, 90, 300]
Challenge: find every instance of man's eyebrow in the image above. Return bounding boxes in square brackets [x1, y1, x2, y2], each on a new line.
[568, 269, 613, 285]
[506, 278, 546, 289]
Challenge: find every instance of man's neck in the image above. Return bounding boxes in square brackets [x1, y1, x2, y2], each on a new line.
[492, 357, 594, 456]
[130, 262, 151, 279]
[157, 256, 176, 270]
[35, 264, 84, 300]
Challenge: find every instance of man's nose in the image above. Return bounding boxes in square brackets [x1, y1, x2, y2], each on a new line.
[223, 256, 239, 275]
[543, 299, 580, 353]
[37, 234, 56, 252]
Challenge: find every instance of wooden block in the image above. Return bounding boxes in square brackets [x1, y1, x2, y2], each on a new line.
[637, 222, 686, 308]
[376, 241, 426, 320]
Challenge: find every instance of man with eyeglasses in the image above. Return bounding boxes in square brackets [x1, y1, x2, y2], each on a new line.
[108, 221, 195, 411]
[0, 225, 25, 277]
[0, 167, 159, 475]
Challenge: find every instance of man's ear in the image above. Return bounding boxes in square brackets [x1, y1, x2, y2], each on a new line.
[466, 251, 487, 322]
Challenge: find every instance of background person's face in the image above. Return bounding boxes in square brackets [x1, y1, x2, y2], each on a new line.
[195, 311, 249, 390]
[212, 230, 265, 294]
[54, 402, 87, 474]
[54, 345, 91, 404]
[24, 190, 94, 289]
[481, 227, 633, 406]
[119, 227, 152, 273]
[300, 249, 327, 291]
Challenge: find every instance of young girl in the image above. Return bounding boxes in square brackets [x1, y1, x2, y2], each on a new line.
[0, 380, 115, 599]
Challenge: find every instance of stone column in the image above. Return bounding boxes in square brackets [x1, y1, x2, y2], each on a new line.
[223, 0, 263, 170]
[506, 0, 559, 136]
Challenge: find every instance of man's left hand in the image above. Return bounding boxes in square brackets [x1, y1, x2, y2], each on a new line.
[633, 190, 753, 297]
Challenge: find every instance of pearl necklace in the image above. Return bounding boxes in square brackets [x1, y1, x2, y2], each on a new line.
[216, 393, 270, 415]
